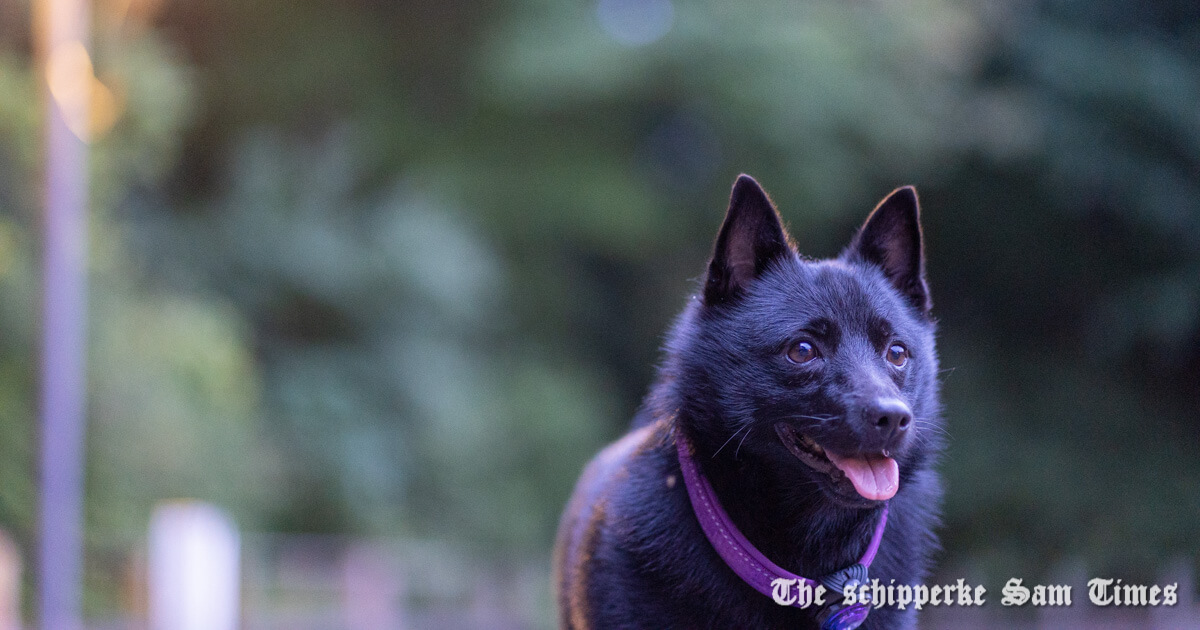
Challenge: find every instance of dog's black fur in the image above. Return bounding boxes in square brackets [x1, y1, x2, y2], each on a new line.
[554, 175, 944, 629]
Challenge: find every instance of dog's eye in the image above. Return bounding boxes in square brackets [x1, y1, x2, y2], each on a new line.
[886, 343, 909, 367]
[786, 341, 818, 364]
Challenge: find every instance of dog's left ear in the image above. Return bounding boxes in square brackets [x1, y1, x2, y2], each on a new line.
[847, 186, 931, 316]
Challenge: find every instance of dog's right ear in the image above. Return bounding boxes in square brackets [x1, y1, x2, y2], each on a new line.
[703, 175, 793, 306]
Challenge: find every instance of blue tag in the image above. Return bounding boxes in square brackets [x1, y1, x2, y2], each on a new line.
[820, 602, 870, 630]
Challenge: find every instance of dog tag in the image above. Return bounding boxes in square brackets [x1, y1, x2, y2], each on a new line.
[820, 602, 870, 630]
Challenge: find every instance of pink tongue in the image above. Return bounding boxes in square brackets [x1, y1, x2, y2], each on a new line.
[825, 452, 899, 500]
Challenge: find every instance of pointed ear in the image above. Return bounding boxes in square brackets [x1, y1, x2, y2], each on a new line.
[703, 175, 793, 306]
[847, 186, 931, 315]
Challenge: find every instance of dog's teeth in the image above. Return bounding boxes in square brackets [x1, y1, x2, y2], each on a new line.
[882, 449, 890, 458]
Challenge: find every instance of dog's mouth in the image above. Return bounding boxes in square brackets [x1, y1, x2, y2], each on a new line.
[774, 423, 899, 502]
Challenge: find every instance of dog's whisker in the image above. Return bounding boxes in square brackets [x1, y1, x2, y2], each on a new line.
[782, 413, 840, 423]
[713, 422, 751, 458]
[913, 431, 948, 448]
[916, 427, 951, 440]
[908, 433, 933, 448]
[911, 431, 948, 447]
[912, 419, 952, 440]
[734, 427, 753, 460]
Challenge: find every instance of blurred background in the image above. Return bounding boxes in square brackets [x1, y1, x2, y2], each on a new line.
[0, 0, 1198, 627]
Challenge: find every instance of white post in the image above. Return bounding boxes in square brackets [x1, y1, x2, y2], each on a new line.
[148, 501, 241, 630]
[0, 530, 19, 630]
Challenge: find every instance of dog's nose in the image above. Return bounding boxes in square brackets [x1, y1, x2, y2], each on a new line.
[865, 397, 912, 444]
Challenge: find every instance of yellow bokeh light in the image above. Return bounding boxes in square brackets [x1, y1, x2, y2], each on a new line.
[45, 40, 123, 141]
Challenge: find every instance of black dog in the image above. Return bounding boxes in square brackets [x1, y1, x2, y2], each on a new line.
[554, 175, 944, 629]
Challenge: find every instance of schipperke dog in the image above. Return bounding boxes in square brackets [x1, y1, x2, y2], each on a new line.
[554, 175, 943, 629]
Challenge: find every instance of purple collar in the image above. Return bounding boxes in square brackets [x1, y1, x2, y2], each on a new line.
[675, 429, 888, 620]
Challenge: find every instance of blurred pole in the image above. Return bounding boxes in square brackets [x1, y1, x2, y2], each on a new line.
[34, 0, 90, 627]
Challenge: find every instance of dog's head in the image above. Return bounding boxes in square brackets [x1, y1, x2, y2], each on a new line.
[669, 175, 941, 509]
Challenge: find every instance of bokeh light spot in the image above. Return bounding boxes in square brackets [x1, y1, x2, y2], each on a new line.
[596, 0, 674, 47]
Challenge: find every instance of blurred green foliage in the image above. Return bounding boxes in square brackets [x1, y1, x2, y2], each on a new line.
[0, 12, 277, 610]
[0, 0, 1198, 617]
